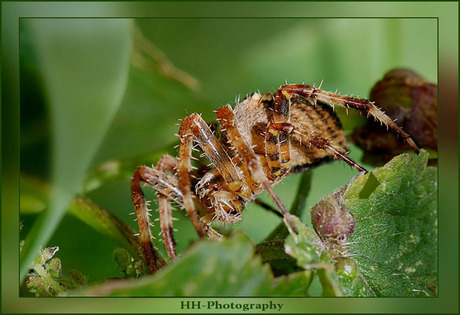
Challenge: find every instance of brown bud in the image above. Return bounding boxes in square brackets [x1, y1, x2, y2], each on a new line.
[351, 68, 437, 164]
[311, 186, 355, 259]
[311, 197, 354, 243]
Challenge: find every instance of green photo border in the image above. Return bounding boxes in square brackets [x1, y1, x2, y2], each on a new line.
[2, 1, 458, 313]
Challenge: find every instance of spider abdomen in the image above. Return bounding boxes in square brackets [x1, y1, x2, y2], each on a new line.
[233, 92, 349, 176]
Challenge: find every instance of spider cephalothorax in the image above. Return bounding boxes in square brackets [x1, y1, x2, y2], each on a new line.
[131, 84, 419, 273]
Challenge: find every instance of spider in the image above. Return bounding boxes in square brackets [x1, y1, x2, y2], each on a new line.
[131, 84, 419, 273]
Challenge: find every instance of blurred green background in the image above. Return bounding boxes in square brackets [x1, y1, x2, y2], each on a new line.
[2, 1, 457, 313]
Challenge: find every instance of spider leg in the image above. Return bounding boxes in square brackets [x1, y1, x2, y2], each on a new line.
[263, 88, 292, 181]
[278, 84, 420, 153]
[131, 165, 170, 273]
[269, 122, 367, 173]
[179, 113, 247, 238]
[293, 130, 367, 172]
[133, 154, 203, 260]
[199, 214, 223, 240]
[216, 105, 299, 234]
[156, 155, 180, 259]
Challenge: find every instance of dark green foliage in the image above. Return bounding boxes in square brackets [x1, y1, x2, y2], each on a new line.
[78, 232, 313, 296]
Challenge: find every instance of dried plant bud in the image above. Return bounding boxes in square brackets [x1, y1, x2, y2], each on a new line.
[311, 197, 354, 242]
[311, 186, 355, 257]
[351, 68, 437, 165]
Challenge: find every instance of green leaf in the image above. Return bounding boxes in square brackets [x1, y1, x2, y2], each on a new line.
[112, 248, 146, 278]
[25, 245, 88, 296]
[26, 247, 65, 296]
[283, 150, 436, 297]
[255, 239, 299, 276]
[343, 150, 437, 296]
[271, 271, 314, 296]
[75, 231, 313, 296]
[283, 215, 343, 296]
[332, 257, 374, 297]
[284, 215, 322, 269]
[20, 20, 133, 281]
[79, 231, 273, 296]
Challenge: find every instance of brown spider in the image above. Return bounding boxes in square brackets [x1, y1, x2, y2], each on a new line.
[131, 84, 419, 273]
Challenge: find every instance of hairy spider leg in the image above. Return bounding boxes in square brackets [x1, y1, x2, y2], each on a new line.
[178, 113, 246, 238]
[134, 155, 226, 259]
[278, 84, 420, 153]
[131, 166, 169, 273]
[199, 215, 224, 239]
[156, 155, 180, 259]
[268, 122, 367, 173]
[265, 87, 292, 180]
[216, 105, 299, 234]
